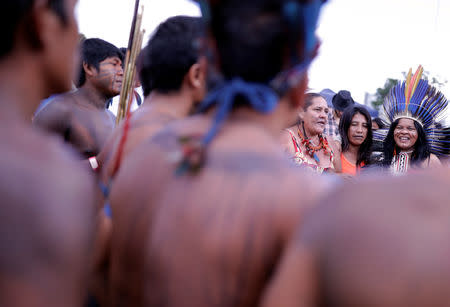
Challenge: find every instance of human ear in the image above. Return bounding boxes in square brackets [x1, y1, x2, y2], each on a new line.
[188, 63, 203, 89]
[83, 62, 97, 78]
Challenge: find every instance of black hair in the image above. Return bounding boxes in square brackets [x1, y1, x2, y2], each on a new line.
[77, 38, 124, 87]
[382, 118, 430, 166]
[339, 105, 373, 166]
[209, 0, 311, 84]
[372, 117, 385, 129]
[138, 16, 203, 97]
[1, 0, 68, 59]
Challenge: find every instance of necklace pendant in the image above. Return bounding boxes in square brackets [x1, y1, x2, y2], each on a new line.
[313, 153, 320, 163]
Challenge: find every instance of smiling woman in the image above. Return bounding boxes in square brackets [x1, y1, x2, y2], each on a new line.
[376, 66, 449, 174]
[280, 93, 339, 173]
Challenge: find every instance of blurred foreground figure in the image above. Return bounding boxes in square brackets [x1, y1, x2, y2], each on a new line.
[0, 0, 97, 306]
[261, 169, 450, 307]
[34, 38, 124, 159]
[109, 0, 328, 306]
[99, 16, 207, 182]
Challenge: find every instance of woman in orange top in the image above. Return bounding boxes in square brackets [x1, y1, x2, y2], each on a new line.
[337, 105, 373, 175]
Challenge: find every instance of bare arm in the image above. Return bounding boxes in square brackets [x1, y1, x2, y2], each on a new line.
[427, 154, 441, 168]
[328, 139, 342, 173]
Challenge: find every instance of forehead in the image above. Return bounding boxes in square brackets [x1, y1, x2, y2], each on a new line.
[310, 96, 327, 108]
[100, 56, 122, 63]
[397, 118, 415, 127]
[352, 112, 367, 122]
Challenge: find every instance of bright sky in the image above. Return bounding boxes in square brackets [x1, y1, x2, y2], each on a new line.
[76, 0, 450, 105]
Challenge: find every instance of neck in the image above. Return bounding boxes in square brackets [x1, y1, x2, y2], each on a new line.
[143, 90, 195, 119]
[347, 143, 359, 155]
[0, 53, 46, 123]
[225, 98, 291, 141]
[76, 85, 111, 110]
[399, 148, 414, 154]
[344, 143, 359, 163]
[301, 123, 320, 144]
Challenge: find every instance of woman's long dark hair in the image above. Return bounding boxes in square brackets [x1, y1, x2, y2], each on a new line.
[339, 105, 373, 166]
[382, 118, 430, 166]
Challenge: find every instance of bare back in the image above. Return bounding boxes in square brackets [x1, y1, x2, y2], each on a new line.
[100, 104, 179, 181]
[262, 170, 450, 307]
[33, 92, 115, 158]
[108, 116, 329, 307]
[0, 122, 97, 307]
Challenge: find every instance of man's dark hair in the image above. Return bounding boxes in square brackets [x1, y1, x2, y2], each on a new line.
[1, 0, 67, 59]
[209, 0, 311, 84]
[339, 105, 373, 166]
[77, 38, 124, 87]
[138, 16, 203, 97]
[382, 118, 430, 166]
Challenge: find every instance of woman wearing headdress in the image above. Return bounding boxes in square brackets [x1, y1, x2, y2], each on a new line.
[374, 66, 449, 175]
[335, 105, 373, 175]
[281, 92, 339, 174]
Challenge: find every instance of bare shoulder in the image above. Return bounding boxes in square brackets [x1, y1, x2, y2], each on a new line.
[0, 127, 97, 226]
[428, 153, 441, 168]
[0, 126, 97, 282]
[33, 94, 73, 125]
[279, 128, 296, 155]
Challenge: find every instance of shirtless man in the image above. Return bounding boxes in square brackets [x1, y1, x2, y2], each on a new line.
[261, 169, 450, 307]
[0, 0, 97, 306]
[98, 16, 206, 181]
[108, 1, 328, 306]
[33, 38, 124, 158]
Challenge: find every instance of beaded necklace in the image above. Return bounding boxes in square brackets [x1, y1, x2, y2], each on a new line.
[297, 122, 331, 163]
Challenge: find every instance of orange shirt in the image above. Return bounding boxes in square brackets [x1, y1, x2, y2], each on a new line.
[341, 153, 361, 176]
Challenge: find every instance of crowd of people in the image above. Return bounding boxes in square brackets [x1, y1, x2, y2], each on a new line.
[3, 0, 450, 307]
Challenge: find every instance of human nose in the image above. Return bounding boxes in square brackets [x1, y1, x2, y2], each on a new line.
[117, 66, 124, 76]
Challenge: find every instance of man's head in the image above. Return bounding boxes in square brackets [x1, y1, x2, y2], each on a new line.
[1, 0, 80, 95]
[332, 90, 355, 117]
[138, 16, 206, 100]
[77, 38, 124, 97]
[205, 0, 325, 112]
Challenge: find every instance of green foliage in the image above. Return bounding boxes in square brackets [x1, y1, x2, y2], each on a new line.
[371, 78, 398, 111]
[79, 33, 86, 43]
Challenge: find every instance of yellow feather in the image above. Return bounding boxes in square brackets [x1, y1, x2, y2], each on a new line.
[405, 68, 412, 99]
[410, 65, 423, 98]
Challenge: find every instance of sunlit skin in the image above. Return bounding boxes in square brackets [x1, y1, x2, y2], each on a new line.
[0, 0, 98, 306]
[394, 118, 418, 151]
[281, 96, 339, 171]
[94, 57, 124, 97]
[301, 97, 329, 136]
[348, 113, 368, 147]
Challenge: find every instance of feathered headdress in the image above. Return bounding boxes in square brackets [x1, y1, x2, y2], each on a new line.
[374, 65, 450, 156]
